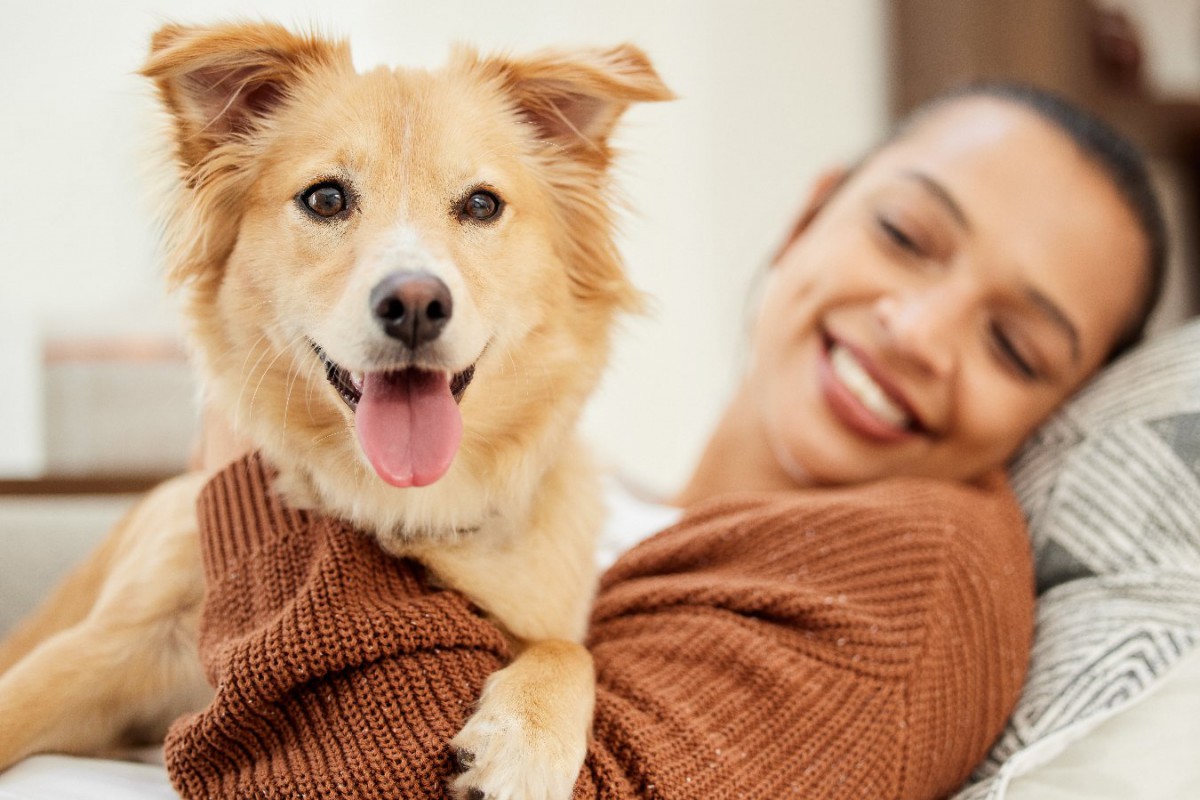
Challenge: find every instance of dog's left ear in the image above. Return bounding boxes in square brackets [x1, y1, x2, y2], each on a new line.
[472, 44, 674, 152]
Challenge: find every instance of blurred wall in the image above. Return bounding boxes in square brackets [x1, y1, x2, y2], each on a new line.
[0, 0, 887, 493]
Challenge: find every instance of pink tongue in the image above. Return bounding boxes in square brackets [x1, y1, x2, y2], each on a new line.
[355, 370, 463, 488]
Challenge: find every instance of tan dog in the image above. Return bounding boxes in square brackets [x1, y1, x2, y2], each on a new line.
[0, 22, 670, 799]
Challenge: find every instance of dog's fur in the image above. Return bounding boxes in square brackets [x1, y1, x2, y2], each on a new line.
[0, 22, 669, 799]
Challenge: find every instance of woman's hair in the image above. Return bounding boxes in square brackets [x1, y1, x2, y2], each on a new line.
[898, 83, 1169, 363]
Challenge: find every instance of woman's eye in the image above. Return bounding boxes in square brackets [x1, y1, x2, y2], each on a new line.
[990, 322, 1038, 381]
[300, 182, 347, 218]
[462, 190, 502, 222]
[876, 214, 920, 254]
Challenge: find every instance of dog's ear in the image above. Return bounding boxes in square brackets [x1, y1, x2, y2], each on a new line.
[471, 44, 674, 153]
[457, 46, 671, 314]
[141, 23, 350, 290]
[141, 22, 350, 167]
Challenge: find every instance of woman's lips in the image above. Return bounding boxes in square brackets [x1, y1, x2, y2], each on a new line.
[817, 336, 921, 444]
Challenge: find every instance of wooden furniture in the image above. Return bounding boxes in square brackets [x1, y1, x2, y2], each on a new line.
[890, 0, 1200, 153]
[889, 0, 1200, 324]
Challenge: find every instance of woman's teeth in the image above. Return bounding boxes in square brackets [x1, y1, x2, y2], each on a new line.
[829, 344, 911, 429]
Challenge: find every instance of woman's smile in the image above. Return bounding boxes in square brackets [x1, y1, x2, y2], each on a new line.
[818, 333, 922, 443]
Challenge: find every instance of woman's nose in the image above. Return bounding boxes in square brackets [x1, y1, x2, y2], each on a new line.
[873, 285, 966, 378]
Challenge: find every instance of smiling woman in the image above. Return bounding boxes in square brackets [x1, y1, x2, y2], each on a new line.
[677, 85, 1164, 500]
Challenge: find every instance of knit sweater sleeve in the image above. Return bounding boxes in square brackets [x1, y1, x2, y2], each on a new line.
[577, 477, 1034, 799]
[165, 454, 1033, 800]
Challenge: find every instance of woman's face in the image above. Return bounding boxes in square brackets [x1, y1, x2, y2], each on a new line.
[752, 97, 1149, 486]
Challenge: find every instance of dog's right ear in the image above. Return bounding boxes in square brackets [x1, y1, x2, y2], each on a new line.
[141, 22, 350, 168]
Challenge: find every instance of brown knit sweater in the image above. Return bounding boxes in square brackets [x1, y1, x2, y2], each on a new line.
[165, 453, 1034, 799]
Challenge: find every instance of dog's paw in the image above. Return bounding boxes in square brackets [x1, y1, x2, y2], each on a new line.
[447, 680, 587, 800]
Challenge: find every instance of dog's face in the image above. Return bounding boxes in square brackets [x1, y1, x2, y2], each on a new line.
[226, 66, 580, 491]
[143, 24, 669, 535]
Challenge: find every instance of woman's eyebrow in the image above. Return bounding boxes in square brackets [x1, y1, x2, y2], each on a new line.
[1025, 287, 1082, 366]
[903, 171, 972, 232]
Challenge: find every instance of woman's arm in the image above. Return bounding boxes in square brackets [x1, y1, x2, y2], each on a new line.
[166, 454, 1033, 799]
[578, 479, 1033, 798]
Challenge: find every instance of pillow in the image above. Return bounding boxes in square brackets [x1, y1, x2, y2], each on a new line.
[1004, 644, 1200, 800]
[956, 318, 1200, 800]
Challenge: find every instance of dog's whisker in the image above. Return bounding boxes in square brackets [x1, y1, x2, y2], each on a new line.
[235, 332, 271, 384]
[302, 356, 323, 423]
[280, 333, 312, 433]
[309, 428, 348, 448]
[232, 332, 275, 433]
[281, 359, 297, 433]
[234, 319, 293, 429]
[247, 334, 299, 420]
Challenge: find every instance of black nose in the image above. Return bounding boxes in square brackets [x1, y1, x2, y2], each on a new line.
[369, 272, 453, 349]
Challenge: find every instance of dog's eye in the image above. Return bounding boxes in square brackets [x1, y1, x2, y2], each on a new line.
[462, 190, 502, 222]
[300, 182, 347, 218]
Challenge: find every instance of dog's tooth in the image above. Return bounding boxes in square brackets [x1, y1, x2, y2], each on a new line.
[351, 371, 364, 390]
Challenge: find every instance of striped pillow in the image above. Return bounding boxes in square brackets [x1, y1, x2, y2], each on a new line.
[959, 318, 1200, 799]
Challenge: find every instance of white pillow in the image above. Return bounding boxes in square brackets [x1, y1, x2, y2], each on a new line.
[959, 318, 1200, 800]
[1005, 644, 1200, 799]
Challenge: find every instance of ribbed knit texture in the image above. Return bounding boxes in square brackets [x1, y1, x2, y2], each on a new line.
[166, 453, 1034, 799]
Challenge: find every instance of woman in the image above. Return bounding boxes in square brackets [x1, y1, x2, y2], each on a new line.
[684, 85, 1161, 499]
[169, 84, 1166, 799]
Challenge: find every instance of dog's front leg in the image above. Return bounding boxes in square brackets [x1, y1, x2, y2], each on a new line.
[406, 452, 603, 800]
[449, 639, 595, 800]
[409, 544, 600, 800]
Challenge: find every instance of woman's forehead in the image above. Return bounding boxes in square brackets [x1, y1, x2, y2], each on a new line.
[874, 97, 1089, 183]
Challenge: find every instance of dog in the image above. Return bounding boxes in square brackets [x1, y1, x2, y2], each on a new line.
[0, 21, 670, 799]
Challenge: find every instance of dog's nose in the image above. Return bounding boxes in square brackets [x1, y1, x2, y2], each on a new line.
[369, 272, 453, 348]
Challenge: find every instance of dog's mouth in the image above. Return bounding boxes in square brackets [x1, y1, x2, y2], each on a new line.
[312, 342, 477, 488]
[314, 344, 476, 411]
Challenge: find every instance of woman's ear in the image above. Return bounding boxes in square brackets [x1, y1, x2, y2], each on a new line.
[769, 166, 850, 265]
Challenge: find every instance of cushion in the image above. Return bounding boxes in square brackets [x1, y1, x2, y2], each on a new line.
[957, 318, 1200, 799]
[1005, 644, 1200, 799]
